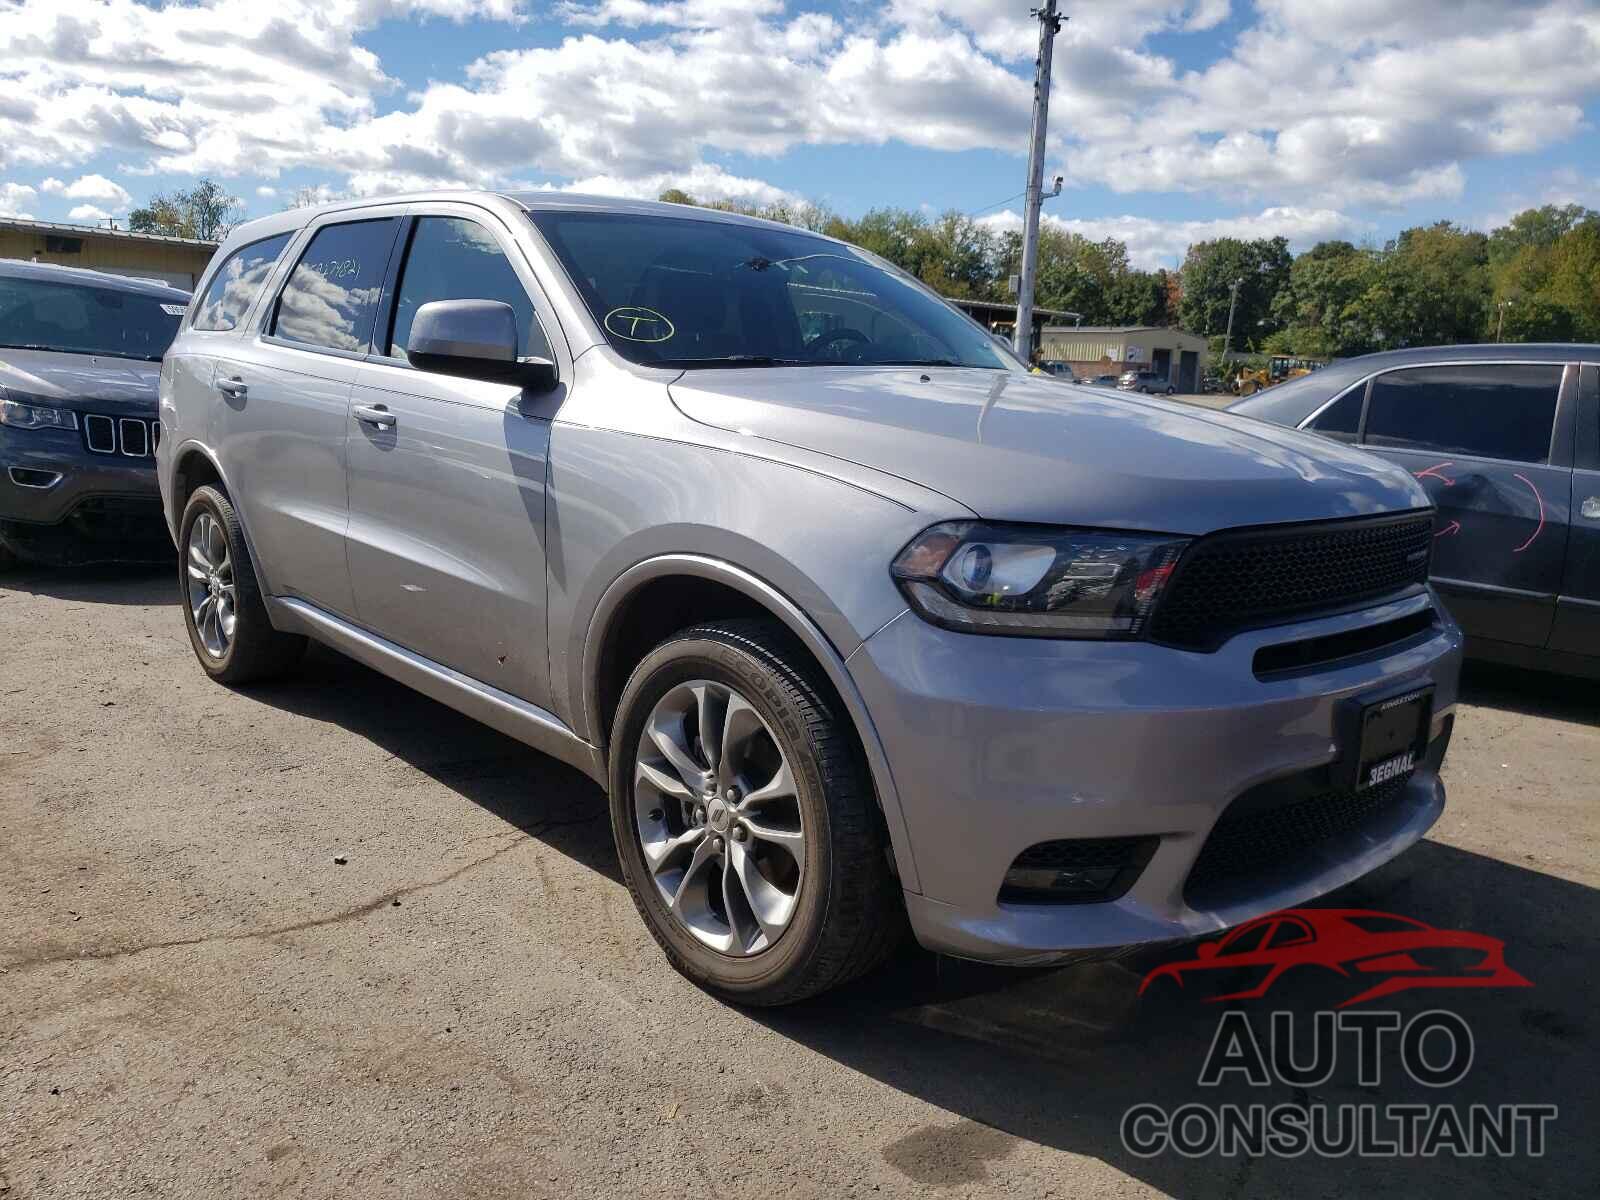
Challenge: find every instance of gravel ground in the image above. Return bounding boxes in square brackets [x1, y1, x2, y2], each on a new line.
[2, 563, 1596, 1199]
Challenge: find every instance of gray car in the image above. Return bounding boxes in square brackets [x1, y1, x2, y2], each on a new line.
[0, 260, 188, 567]
[157, 192, 1462, 1004]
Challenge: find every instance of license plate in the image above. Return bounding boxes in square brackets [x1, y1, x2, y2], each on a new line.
[1355, 686, 1433, 790]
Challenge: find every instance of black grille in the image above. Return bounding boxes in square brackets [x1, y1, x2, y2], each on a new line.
[999, 835, 1158, 905]
[1148, 512, 1434, 651]
[81, 415, 159, 458]
[1185, 773, 1413, 907]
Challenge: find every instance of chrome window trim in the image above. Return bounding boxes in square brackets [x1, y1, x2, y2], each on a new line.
[1296, 358, 1575, 468]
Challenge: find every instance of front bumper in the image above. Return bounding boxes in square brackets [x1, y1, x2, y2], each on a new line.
[848, 590, 1462, 963]
[0, 424, 169, 564]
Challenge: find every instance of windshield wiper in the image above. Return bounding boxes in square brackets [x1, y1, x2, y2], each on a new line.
[649, 355, 806, 369]
[872, 358, 974, 368]
[0, 343, 162, 362]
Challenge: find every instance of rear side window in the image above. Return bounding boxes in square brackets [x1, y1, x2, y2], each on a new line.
[386, 217, 549, 360]
[190, 233, 291, 332]
[1363, 363, 1563, 464]
[272, 219, 398, 353]
[1307, 382, 1365, 443]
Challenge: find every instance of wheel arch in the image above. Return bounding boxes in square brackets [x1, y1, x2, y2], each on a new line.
[169, 440, 277, 600]
[582, 554, 921, 893]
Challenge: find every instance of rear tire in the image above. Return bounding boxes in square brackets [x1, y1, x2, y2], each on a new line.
[178, 485, 306, 684]
[609, 619, 904, 1005]
[0, 533, 17, 573]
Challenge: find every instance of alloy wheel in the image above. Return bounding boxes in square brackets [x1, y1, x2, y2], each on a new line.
[185, 511, 236, 658]
[632, 680, 806, 956]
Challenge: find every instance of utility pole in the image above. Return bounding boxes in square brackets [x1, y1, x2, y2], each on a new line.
[1222, 277, 1243, 364]
[1496, 298, 1513, 341]
[1013, 1, 1064, 362]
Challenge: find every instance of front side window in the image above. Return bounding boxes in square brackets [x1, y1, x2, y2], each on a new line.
[1219, 923, 1271, 955]
[272, 219, 397, 353]
[191, 233, 291, 332]
[529, 210, 1014, 371]
[1307, 382, 1365, 443]
[387, 217, 548, 361]
[0, 275, 184, 361]
[1363, 363, 1563, 464]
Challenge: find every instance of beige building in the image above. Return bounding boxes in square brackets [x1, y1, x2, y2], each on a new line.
[1040, 325, 1209, 392]
[0, 218, 217, 291]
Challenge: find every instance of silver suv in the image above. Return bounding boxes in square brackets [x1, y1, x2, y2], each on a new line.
[158, 192, 1462, 1004]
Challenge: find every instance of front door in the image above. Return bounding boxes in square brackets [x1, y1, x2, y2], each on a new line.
[1551, 363, 1600, 659]
[1359, 361, 1572, 649]
[344, 210, 563, 708]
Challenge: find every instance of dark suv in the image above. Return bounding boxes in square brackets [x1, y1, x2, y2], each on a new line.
[0, 260, 189, 568]
[1232, 344, 1600, 678]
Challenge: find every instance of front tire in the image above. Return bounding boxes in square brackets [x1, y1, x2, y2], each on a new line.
[609, 619, 903, 1005]
[178, 485, 306, 684]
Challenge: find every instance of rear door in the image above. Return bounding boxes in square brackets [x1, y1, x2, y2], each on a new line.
[214, 212, 404, 619]
[344, 205, 567, 707]
[1358, 361, 1573, 649]
[1551, 362, 1600, 660]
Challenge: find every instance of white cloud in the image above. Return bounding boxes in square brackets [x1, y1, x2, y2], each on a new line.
[0, 182, 38, 217]
[0, 0, 1594, 228]
[255, 185, 277, 198]
[61, 172, 130, 208]
[981, 205, 1374, 270]
[67, 203, 112, 222]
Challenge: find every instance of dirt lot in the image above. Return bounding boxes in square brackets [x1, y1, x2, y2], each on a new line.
[2, 564, 1596, 1199]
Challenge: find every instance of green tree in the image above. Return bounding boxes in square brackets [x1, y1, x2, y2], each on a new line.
[1179, 236, 1292, 342]
[128, 178, 244, 241]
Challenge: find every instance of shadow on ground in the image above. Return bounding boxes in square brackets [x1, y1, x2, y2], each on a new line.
[0, 561, 173, 606]
[240, 645, 1592, 1197]
[1460, 660, 1599, 728]
[25, 567, 1593, 1193]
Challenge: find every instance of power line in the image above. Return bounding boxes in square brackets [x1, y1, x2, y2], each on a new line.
[968, 190, 1025, 218]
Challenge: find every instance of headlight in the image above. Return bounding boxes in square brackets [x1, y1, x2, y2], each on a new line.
[890, 521, 1190, 638]
[0, 398, 78, 431]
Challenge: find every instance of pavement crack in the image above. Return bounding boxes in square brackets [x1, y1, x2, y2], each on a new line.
[2, 811, 605, 974]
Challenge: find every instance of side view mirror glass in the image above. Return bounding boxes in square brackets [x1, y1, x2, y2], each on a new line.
[406, 299, 558, 392]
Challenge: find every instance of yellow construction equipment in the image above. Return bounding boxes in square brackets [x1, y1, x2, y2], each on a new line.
[1232, 355, 1329, 396]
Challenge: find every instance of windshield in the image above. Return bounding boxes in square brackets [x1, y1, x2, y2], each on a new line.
[529, 211, 1016, 371]
[0, 274, 185, 362]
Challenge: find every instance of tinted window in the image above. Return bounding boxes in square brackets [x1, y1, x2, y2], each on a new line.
[1307, 382, 1365, 443]
[1345, 914, 1428, 934]
[1364, 364, 1563, 464]
[387, 217, 548, 360]
[191, 233, 291, 332]
[0, 274, 183, 361]
[1266, 921, 1311, 949]
[272, 219, 397, 353]
[1220, 924, 1270, 955]
[530, 211, 1011, 370]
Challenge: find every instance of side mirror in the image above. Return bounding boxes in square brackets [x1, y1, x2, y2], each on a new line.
[406, 299, 558, 392]
[1196, 941, 1220, 960]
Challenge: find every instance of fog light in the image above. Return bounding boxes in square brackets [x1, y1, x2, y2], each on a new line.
[999, 836, 1159, 905]
[8, 467, 61, 489]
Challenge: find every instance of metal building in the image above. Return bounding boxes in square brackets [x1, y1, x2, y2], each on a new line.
[0, 218, 217, 290]
[1040, 324, 1209, 392]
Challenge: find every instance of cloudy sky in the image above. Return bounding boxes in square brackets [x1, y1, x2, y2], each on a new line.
[1, 0, 1597, 267]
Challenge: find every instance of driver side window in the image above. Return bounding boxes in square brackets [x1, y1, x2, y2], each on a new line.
[387, 217, 549, 362]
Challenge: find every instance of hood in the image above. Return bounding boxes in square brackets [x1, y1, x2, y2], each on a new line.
[0, 348, 160, 416]
[668, 366, 1431, 535]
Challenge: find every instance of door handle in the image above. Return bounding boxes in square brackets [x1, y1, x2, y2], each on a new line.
[353, 404, 396, 430]
[216, 377, 247, 400]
